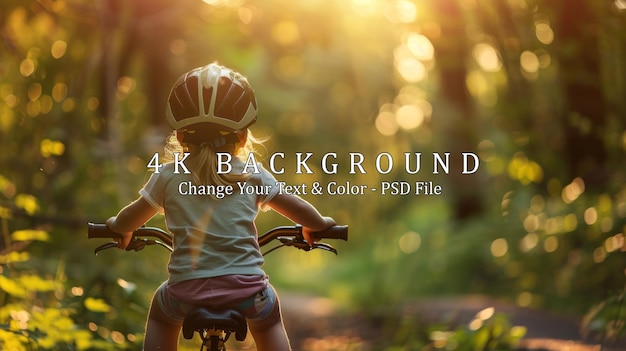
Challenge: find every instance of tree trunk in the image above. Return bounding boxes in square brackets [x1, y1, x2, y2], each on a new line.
[550, 0, 608, 190]
[431, 0, 483, 220]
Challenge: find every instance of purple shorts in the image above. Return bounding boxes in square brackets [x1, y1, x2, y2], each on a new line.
[154, 279, 278, 325]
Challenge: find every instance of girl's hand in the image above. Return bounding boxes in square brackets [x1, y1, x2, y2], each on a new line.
[104, 197, 157, 250]
[106, 216, 133, 250]
[302, 216, 336, 245]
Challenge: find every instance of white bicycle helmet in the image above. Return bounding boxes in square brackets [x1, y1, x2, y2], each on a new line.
[166, 63, 257, 145]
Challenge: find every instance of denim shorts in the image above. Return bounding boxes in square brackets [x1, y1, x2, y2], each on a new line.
[154, 280, 278, 325]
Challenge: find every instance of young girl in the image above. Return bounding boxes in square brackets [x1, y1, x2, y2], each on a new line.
[105, 63, 335, 351]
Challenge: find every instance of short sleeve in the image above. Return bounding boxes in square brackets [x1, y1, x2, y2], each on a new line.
[257, 167, 281, 212]
[139, 171, 165, 214]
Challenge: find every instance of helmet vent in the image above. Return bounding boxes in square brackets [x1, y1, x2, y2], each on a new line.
[202, 85, 213, 116]
[170, 76, 199, 121]
[215, 76, 246, 122]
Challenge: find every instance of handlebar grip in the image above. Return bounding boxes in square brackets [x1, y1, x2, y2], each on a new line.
[311, 225, 348, 241]
[87, 222, 120, 239]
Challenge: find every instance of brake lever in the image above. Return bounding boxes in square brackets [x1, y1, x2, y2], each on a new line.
[93, 238, 173, 255]
[94, 242, 118, 255]
[277, 237, 338, 255]
[310, 243, 338, 255]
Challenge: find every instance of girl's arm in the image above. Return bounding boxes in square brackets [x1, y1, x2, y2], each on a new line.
[106, 197, 158, 250]
[267, 193, 335, 244]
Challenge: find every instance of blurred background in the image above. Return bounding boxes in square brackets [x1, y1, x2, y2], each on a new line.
[1, 0, 625, 349]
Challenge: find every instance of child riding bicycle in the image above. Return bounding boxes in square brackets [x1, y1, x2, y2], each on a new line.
[105, 63, 336, 351]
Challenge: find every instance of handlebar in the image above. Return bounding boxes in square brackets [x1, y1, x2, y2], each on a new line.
[87, 222, 348, 255]
[88, 223, 173, 242]
[257, 225, 349, 246]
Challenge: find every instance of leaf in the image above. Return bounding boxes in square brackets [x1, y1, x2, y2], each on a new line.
[73, 329, 95, 350]
[0, 329, 29, 351]
[0, 275, 28, 298]
[11, 229, 49, 242]
[83, 297, 112, 313]
[18, 274, 56, 292]
[0, 251, 30, 264]
[509, 325, 527, 340]
[14, 194, 39, 216]
[472, 328, 490, 350]
[40, 139, 65, 157]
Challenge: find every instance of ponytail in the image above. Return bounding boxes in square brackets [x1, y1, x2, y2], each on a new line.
[188, 144, 250, 187]
[162, 130, 266, 194]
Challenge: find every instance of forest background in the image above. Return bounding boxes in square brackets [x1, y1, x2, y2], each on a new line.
[1, 0, 625, 349]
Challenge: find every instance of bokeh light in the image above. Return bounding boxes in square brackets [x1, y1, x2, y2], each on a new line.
[473, 43, 501, 72]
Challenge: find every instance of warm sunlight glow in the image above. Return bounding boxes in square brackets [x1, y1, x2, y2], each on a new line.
[466, 70, 497, 107]
[117, 278, 131, 289]
[473, 43, 501, 72]
[351, 0, 379, 16]
[71, 286, 84, 296]
[407, 33, 434, 61]
[202, 0, 244, 6]
[536, 49, 552, 68]
[523, 214, 540, 233]
[396, 57, 426, 82]
[27, 83, 42, 102]
[477, 307, 495, 321]
[375, 109, 398, 136]
[490, 238, 508, 257]
[398, 231, 421, 254]
[520, 51, 539, 73]
[396, 104, 424, 130]
[535, 22, 554, 45]
[116, 76, 135, 95]
[520, 233, 538, 252]
[40, 139, 65, 157]
[584, 207, 598, 225]
[605, 233, 625, 253]
[593, 247, 606, 263]
[507, 152, 543, 184]
[52, 83, 67, 102]
[111, 331, 126, 344]
[86, 97, 99, 111]
[51, 40, 67, 59]
[384, 0, 418, 23]
[272, 20, 300, 46]
[20, 58, 35, 77]
[1, 1, 624, 347]
[394, 86, 433, 123]
[543, 236, 558, 253]
[561, 177, 585, 204]
[275, 55, 304, 80]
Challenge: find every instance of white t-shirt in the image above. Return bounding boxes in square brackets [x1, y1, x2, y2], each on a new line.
[139, 158, 281, 284]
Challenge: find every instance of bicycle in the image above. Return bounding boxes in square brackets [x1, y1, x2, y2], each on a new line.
[87, 223, 348, 351]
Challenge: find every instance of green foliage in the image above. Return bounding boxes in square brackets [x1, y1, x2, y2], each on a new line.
[582, 290, 626, 344]
[0, 225, 133, 350]
[0, 186, 141, 349]
[379, 308, 525, 351]
[1, 0, 626, 349]
[425, 310, 526, 351]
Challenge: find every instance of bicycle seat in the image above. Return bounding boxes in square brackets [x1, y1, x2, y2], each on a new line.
[182, 307, 248, 341]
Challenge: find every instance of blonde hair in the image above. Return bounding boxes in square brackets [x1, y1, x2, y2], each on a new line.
[163, 130, 265, 189]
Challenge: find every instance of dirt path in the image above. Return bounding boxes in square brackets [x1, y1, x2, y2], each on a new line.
[279, 293, 624, 351]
